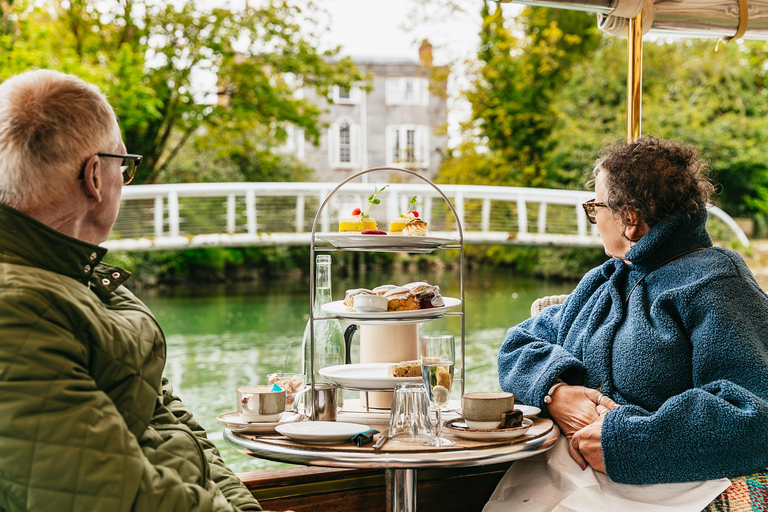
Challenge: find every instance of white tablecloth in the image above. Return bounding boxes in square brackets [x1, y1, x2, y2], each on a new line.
[483, 437, 731, 512]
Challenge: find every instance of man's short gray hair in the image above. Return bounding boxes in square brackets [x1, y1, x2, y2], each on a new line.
[0, 70, 120, 211]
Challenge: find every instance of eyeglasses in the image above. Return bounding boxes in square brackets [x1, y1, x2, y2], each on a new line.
[582, 199, 608, 224]
[80, 153, 143, 185]
[97, 153, 143, 185]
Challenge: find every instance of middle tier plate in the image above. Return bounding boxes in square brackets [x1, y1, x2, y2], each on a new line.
[321, 296, 461, 322]
[319, 363, 423, 390]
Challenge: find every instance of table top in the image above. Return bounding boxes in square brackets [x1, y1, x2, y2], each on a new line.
[224, 414, 560, 470]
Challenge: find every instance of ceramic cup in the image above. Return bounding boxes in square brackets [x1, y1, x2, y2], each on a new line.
[461, 391, 515, 430]
[237, 385, 286, 422]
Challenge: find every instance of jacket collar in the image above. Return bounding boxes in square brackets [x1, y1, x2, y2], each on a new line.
[624, 208, 713, 269]
[0, 203, 131, 292]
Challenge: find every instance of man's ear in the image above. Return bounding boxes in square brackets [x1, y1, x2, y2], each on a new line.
[81, 155, 103, 203]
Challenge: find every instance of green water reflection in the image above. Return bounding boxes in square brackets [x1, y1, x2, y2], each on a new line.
[141, 266, 576, 474]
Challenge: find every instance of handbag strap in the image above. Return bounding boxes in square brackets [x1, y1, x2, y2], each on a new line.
[624, 248, 704, 306]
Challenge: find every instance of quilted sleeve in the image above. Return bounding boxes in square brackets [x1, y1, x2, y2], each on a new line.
[157, 378, 262, 511]
[0, 289, 240, 512]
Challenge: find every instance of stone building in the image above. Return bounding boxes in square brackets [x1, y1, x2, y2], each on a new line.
[285, 43, 448, 183]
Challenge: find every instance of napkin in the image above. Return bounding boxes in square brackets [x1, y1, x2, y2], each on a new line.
[483, 437, 730, 512]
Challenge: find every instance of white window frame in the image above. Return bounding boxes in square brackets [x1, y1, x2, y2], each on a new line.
[328, 117, 361, 168]
[385, 124, 430, 168]
[331, 85, 362, 105]
[385, 77, 429, 106]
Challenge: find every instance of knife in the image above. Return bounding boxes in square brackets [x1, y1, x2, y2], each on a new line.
[372, 428, 392, 450]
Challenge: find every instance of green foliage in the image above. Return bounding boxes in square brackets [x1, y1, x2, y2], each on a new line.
[443, 5, 768, 228]
[441, 4, 601, 187]
[1, 0, 366, 184]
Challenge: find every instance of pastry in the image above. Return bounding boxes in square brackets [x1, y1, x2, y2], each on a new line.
[384, 287, 419, 311]
[343, 288, 375, 307]
[387, 360, 422, 378]
[403, 282, 444, 309]
[403, 218, 427, 236]
[390, 196, 421, 234]
[372, 284, 397, 295]
[500, 409, 524, 429]
[339, 208, 377, 232]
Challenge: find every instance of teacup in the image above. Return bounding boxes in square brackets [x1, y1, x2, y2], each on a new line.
[461, 391, 515, 430]
[237, 385, 286, 422]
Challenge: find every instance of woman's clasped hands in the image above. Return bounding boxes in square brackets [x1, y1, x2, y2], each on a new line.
[546, 385, 620, 473]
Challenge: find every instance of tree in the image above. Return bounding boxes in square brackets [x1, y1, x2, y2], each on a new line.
[440, 2, 601, 187]
[0, 0, 366, 184]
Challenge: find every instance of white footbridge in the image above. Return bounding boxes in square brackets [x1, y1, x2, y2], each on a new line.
[104, 182, 749, 251]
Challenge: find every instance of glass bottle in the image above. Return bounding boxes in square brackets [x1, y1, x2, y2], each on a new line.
[301, 254, 344, 412]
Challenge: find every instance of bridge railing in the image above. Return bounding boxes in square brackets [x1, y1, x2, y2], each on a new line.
[104, 182, 749, 251]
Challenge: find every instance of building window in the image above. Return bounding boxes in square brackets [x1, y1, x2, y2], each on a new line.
[386, 125, 430, 168]
[328, 118, 360, 168]
[385, 78, 429, 106]
[331, 85, 361, 105]
[339, 122, 351, 163]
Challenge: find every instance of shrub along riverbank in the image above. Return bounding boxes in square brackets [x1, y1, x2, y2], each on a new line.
[106, 245, 608, 289]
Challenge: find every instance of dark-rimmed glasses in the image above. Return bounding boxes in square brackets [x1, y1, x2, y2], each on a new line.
[582, 199, 608, 224]
[80, 153, 143, 185]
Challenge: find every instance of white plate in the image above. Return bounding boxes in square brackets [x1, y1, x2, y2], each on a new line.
[318, 233, 455, 251]
[275, 421, 370, 444]
[319, 363, 423, 390]
[455, 404, 541, 419]
[321, 297, 461, 321]
[444, 417, 533, 441]
[217, 411, 303, 434]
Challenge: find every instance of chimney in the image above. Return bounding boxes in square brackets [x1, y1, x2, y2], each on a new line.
[419, 39, 433, 67]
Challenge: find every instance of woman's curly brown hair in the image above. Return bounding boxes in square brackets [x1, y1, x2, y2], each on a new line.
[593, 136, 715, 228]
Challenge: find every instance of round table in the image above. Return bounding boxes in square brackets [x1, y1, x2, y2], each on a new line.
[224, 418, 560, 512]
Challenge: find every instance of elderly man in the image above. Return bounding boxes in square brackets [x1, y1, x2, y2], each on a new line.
[0, 70, 270, 511]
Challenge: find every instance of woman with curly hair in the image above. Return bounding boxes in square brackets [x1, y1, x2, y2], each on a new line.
[497, 136, 768, 492]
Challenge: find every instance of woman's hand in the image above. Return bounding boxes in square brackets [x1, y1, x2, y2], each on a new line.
[547, 385, 618, 440]
[570, 411, 609, 473]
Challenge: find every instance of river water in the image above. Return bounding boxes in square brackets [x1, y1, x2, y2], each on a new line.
[140, 266, 575, 474]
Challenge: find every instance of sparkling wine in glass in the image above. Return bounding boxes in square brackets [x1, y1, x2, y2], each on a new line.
[419, 334, 456, 447]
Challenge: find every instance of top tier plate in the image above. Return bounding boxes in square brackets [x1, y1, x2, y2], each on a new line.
[317, 234, 455, 253]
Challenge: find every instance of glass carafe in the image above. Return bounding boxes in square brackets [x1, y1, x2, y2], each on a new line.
[301, 254, 344, 413]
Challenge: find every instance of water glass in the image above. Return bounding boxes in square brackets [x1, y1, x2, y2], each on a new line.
[389, 382, 433, 443]
[419, 334, 456, 447]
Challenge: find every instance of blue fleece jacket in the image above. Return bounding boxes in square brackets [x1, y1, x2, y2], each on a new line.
[498, 208, 768, 484]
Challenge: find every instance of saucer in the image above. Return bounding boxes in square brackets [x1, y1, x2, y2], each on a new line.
[217, 411, 303, 434]
[444, 417, 533, 441]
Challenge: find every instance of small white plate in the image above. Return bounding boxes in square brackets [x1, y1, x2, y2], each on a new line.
[275, 421, 371, 444]
[217, 411, 303, 434]
[321, 297, 461, 321]
[319, 363, 423, 390]
[318, 234, 455, 251]
[444, 417, 533, 441]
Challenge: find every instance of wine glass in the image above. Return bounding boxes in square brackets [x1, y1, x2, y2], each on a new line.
[419, 334, 456, 447]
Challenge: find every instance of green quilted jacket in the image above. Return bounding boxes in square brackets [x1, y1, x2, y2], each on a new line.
[0, 204, 262, 512]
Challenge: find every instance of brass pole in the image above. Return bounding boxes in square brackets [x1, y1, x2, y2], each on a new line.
[627, 12, 643, 143]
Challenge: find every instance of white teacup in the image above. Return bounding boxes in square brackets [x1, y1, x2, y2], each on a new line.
[236, 385, 286, 422]
[461, 391, 515, 430]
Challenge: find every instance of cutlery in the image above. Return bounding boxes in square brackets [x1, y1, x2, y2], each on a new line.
[372, 428, 392, 450]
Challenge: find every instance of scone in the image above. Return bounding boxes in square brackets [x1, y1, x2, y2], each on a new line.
[387, 360, 422, 377]
[372, 284, 397, 296]
[384, 287, 419, 311]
